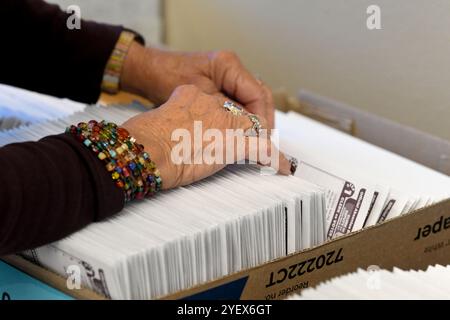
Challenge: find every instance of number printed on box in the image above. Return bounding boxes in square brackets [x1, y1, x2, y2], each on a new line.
[265, 248, 344, 288]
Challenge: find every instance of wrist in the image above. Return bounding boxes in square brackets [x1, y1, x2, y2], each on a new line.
[121, 118, 172, 189]
[66, 120, 163, 201]
[120, 41, 146, 96]
[121, 43, 160, 102]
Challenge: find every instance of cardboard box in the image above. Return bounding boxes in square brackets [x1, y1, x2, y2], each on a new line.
[2, 198, 450, 300]
[1, 91, 449, 300]
[166, 198, 450, 299]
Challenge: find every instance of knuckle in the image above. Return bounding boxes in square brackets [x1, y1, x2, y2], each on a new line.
[174, 84, 199, 94]
[259, 85, 272, 99]
[259, 88, 267, 99]
[263, 85, 272, 97]
[216, 50, 239, 62]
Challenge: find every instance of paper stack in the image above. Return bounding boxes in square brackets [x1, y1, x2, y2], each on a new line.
[1, 84, 449, 299]
[0, 83, 84, 129]
[276, 111, 450, 239]
[0, 92, 326, 299]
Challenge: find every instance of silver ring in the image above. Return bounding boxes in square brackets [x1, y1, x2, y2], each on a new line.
[223, 101, 244, 116]
[247, 114, 262, 136]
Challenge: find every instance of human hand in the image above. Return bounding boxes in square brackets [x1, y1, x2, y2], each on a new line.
[121, 85, 292, 190]
[121, 42, 275, 128]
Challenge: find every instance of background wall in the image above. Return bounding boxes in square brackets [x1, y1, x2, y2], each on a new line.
[165, 0, 450, 140]
[48, 0, 163, 45]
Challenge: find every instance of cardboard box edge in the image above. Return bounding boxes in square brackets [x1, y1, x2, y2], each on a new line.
[2, 198, 449, 300]
[0, 255, 105, 300]
[161, 198, 450, 299]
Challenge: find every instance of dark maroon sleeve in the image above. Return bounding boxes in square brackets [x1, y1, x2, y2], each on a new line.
[0, 134, 124, 255]
[0, 1, 148, 255]
[0, 0, 143, 103]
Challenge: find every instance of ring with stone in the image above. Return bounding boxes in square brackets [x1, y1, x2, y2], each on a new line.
[247, 114, 262, 136]
[223, 101, 244, 116]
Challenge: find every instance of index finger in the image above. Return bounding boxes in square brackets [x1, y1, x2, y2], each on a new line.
[212, 51, 272, 128]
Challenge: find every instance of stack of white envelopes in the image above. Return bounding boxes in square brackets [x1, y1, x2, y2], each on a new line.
[1, 84, 449, 299]
[0, 89, 326, 299]
[276, 111, 450, 239]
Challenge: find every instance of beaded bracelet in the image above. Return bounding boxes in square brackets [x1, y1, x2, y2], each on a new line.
[66, 120, 162, 202]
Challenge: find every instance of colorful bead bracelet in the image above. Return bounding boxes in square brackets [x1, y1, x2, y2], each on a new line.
[66, 120, 162, 202]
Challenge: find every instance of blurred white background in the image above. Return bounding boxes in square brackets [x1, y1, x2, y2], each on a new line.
[165, 0, 450, 141]
[48, 0, 163, 45]
[47, 0, 450, 140]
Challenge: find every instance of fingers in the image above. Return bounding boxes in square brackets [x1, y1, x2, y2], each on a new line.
[213, 95, 290, 175]
[238, 113, 268, 137]
[213, 95, 269, 133]
[164, 85, 294, 175]
[225, 134, 291, 175]
[259, 81, 275, 129]
[212, 51, 275, 129]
